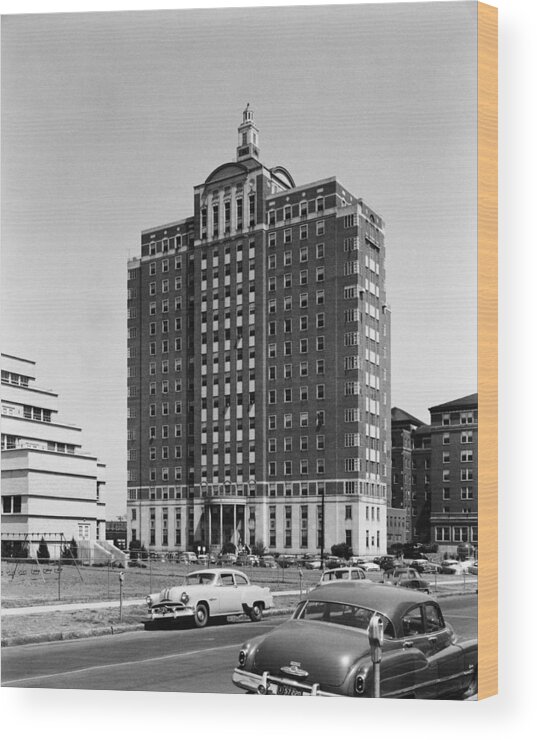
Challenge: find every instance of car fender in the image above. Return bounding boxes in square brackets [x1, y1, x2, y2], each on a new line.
[350, 647, 430, 698]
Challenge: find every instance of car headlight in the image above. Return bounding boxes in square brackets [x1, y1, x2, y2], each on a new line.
[146, 596, 153, 607]
[180, 591, 190, 604]
[238, 649, 247, 667]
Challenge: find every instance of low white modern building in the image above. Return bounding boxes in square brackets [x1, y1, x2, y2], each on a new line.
[1, 353, 111, 560]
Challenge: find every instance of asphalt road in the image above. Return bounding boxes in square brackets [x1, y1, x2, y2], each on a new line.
[1, 594, 477, 693]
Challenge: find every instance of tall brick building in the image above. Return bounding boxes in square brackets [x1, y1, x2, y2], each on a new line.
[126, 107, 391, 557]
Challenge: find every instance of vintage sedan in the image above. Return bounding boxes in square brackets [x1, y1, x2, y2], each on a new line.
[146, 568, 273, 628]
[318, 567, 370, 585]
[232, 582, 477, 699]
[387, 567, 431, 593]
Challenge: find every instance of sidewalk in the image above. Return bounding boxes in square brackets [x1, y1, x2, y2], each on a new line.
[1, 590, 303, 617]
[1, 581, 475, 618]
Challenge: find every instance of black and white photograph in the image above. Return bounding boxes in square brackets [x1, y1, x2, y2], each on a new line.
[2, 1, 485, 701]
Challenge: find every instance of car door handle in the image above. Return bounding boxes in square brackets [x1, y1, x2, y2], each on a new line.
[403, 640, 414, 649]
[428, 636, 437, 644]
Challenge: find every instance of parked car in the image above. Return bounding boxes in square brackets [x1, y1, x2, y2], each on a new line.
[350, 558, 381, 572]
[441, 560, 466, 575]
[177, 551, 198, 565]
[146, 568, 274, 627]
[217, 552, 238, 565]
[387, 567, 430, 593]
[324, 556, 345, 570]
[318, 567, 370, 585]
[417, 561, 443, 574]
[467, 561, 478, 575]
[259, 555, 278, 569]
[277, 555, 296, 569]
[232, 582, 477, 698]
[303, 557, 322, 570]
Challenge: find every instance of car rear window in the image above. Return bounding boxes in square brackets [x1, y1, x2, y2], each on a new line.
[294, 600, 394, 637]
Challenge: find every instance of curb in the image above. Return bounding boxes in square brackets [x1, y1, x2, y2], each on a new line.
[1, 607, 296, 648]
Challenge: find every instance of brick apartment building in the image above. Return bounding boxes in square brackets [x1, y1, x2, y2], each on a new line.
[429, 393, 478, 555]
[390, 393, 478, 554]
[390, 407, 425, 545]
[126, 106, 391, 557]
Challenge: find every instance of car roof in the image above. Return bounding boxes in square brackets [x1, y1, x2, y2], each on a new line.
[306, 582, 433, 622]
[188, 568, 249, 577]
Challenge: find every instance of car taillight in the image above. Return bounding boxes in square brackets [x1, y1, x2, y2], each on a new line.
[238, 650, 247, 667]
[354, 672, 367, 695]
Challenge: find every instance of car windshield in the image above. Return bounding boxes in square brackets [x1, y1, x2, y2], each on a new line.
[184, 573, 216, 586]
[294, 600, 395, 637]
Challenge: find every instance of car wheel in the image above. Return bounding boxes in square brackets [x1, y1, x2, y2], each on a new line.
[193, 603, 209, 628]
[249, 603, 263, 622]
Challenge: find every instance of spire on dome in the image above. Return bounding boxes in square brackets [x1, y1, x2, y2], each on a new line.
[236, 104, 260, 162]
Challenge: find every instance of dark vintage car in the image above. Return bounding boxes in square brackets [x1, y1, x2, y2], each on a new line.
[232, 583, 477, 699]
[388, 567, 431, 593]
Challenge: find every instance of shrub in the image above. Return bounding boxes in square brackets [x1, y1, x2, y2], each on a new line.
[251, 540, 266, 557]
[36, 537, 50, 563]
[221, 542, 237, 555]
[330, 543, 353, 560]
[129, 539, 142, 560]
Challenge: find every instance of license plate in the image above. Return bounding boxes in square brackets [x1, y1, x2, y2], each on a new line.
[276, 684, 304, 696]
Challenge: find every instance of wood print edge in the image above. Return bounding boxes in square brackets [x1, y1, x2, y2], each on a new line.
[477, 0, 498, 701]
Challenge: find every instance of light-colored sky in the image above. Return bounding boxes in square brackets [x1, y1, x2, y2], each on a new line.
[1, 2, 477, 517]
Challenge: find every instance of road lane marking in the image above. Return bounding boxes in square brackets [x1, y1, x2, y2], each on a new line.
[2, 642, 244, 686]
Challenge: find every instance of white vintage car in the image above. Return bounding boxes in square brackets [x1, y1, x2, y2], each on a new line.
[146, 568, 274, 628]
[318, 567, 370, 585]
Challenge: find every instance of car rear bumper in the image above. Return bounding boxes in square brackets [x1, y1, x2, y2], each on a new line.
[232, 668, 340, 697]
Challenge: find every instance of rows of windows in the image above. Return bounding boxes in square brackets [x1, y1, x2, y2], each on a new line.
[435, 526, 478, 543]
[268, 410, 325, 430]
[1, 371, 30, 387]
[268, 460, 326, 476]
[268, 336, 326, 357]
[442, 469, 474, 482]
[267, 385, 325, 404]
[267, 196, 325, 226]
[146, 236, 185, 256]
[441, 411, 476, 426]
[441, 486, 474, 500]
[268, 360, 325, 379]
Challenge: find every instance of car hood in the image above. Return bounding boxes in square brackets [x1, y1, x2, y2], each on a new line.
[155, 584, 212, 603]
[252, 619, 370, 688]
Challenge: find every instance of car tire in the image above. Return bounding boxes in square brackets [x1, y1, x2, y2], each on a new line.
[193, 603, 209, 628]
[249, 603, 263, 622]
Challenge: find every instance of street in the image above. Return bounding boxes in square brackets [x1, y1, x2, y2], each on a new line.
[1, 594, 477, 693]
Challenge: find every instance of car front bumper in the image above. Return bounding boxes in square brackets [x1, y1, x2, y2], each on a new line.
[148, 605, 193, 620]
[232, 668, 340, 697]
